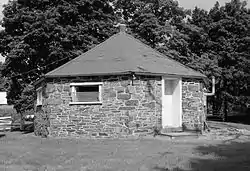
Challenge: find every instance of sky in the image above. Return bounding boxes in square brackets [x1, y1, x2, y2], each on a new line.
[0, 0, 249, 62]
[178, 0, 250, 10]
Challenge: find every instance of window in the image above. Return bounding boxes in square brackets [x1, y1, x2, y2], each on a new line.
[70, 82, 103, 105]
[164, 79, 178, 95]
[36, 87, 43, 106]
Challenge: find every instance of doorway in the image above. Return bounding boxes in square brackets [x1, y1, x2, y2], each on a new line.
[162, 78, 182, 128]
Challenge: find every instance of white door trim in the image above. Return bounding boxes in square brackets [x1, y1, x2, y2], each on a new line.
[179, 78, 183, 127]
[161, 77, 165, 125]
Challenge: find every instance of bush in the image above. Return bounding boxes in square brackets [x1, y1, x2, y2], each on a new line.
[34, 106, 49, 138]
[153, 125, 162, 137]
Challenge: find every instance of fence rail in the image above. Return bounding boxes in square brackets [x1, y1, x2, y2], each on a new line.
[0, 116, 12, 131]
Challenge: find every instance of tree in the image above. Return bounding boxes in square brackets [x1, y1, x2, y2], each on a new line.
[190, 0, 250, 120]
[0, 62, 7, 91]
[114, 0, 187, 47]
[0, 0, 117, 128]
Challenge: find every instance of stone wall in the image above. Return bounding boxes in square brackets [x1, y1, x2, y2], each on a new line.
[182, 79, 205, 131]
[37, 75, 162, 138]
[35, 76, 206, 138]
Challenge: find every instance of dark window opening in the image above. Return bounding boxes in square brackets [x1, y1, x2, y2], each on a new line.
[73, 85, 100, 102]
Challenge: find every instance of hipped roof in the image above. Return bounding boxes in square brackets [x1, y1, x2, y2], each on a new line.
[46, 31, 206, 79]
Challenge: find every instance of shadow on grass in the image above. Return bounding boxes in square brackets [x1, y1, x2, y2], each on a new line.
[208, 114, 250, 125]
[153, 140, 250, 171]
[227, 115, 250, 125]
[153, 166, 184, 171]
[0, 134, 6, 138]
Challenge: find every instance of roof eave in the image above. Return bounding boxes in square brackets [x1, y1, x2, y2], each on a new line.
[135, 71, 206, 79]
[45, 71, 206, 79]
[45, 71, 132, 78]
[33, 76, 45, 87]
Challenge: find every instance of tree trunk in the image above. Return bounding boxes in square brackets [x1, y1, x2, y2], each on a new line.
[20, 112, 25, 131]
[222, 99, 228, 122]
[224, 99, 228, 122]
[212, 96, 216, 116]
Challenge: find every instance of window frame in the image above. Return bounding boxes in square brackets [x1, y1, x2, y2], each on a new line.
[69, 82, 103, 105]
[36, 87, 43, 106]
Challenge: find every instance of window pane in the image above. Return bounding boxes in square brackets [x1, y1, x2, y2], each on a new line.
[164, 80, 178, 95]
[75, 85, 99, 102]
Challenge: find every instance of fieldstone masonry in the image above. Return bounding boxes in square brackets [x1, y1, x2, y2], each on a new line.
[182, 79, 205, 131]
[35, 76, 205, 138]
[37, 75, 162, 138]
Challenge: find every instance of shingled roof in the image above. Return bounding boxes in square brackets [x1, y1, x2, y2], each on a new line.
[46, 31, 206, 79]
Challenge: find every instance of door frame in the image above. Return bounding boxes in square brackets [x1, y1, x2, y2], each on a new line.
[161, 76, 183, 128]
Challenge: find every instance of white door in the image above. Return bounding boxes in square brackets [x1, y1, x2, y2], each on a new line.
[162, 78, 182, 128]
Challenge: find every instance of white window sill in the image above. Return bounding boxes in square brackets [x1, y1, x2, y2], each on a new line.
[69, 102, 102, 105]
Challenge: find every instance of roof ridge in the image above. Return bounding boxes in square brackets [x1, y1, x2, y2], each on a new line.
[123, 33, 206, 77]
[46, 32, 123, 77]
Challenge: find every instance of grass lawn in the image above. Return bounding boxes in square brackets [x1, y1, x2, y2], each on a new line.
[0, 128, 250, 171]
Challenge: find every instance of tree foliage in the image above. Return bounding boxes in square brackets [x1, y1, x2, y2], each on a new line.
[0, 62, 7, 91]
[0, 0, 117, 113]
[191, 0, 250, 119]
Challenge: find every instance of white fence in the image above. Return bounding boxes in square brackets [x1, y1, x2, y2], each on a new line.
[0, 116, 12, 131]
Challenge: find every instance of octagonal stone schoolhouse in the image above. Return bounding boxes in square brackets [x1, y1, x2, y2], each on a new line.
[34, 28, 207, 138]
